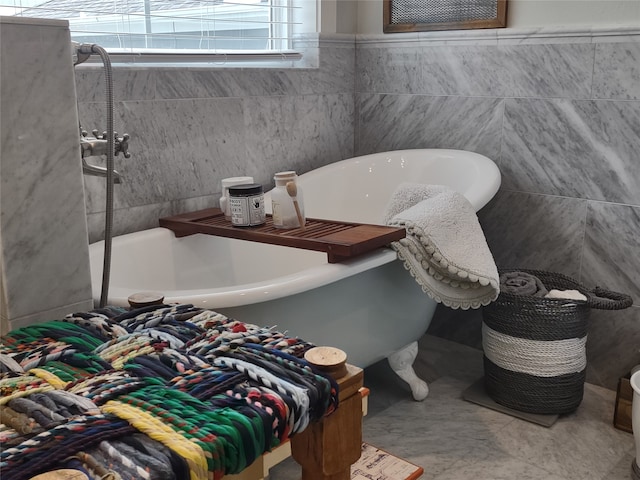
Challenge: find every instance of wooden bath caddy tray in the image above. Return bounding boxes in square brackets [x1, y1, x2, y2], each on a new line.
[159, 208, 405, 263]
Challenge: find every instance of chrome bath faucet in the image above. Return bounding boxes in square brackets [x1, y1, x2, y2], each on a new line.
[80, 128, 130, 183]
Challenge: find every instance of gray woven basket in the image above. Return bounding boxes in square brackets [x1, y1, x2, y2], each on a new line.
[483, 269, 633, 415]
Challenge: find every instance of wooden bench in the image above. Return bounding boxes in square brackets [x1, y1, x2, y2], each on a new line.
[226, 347, 365, 480]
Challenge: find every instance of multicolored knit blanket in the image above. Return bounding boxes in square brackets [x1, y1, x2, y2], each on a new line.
[0, 304, 339, 480]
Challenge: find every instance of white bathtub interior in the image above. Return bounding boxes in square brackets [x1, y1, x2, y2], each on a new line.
[282, 149, 500, 222]
[103, 229, 326, 291]
[91, 228, 398, 310]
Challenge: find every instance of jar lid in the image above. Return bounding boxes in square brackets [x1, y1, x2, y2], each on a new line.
[222, 176, 254, 188]
[274, 171, 296, 179]
[274, 171, 297, 186]
[228, 183, 263, 196]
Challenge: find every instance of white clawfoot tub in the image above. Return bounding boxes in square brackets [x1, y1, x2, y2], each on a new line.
[89, 149, 501, 401]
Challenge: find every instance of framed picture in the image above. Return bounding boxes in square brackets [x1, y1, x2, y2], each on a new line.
[384, 0, 507, 33]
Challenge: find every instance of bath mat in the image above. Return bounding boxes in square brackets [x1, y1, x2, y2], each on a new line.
[462, 378, 559, 427]
[351, 443, 424, 479]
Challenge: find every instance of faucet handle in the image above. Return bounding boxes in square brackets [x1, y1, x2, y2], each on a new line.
[90, 130, 110, 140]
[115, 132, 131, 158]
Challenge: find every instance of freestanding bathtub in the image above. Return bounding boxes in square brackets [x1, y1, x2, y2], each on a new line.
[89, 149, 501, 400]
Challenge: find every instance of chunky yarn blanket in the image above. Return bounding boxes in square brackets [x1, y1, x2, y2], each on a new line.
[0, 304, 338, 480]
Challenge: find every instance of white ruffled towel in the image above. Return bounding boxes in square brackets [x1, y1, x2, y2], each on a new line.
[383, 183, 500, 310]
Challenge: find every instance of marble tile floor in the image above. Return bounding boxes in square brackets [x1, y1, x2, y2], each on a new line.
[268, 334, 635, 480]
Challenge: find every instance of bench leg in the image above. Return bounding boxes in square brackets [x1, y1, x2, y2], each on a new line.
[291, 364, 364, 480]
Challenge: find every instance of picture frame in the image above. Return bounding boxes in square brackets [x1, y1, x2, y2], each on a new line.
[383, 0, 508, 33]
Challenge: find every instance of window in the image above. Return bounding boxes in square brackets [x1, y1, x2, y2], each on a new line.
[0, 0, 307, 61]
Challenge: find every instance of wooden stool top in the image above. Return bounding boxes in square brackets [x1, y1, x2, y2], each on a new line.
[305, 346, 348, 379]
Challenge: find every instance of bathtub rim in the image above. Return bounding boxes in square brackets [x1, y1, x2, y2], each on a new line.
[291, 148, 502, 212]
[90, 148, 501, 308]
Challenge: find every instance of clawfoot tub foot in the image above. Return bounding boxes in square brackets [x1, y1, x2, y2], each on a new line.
[387, 341, 429, 401]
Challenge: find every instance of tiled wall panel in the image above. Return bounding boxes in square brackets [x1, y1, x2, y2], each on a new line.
[77, 39, 356, 242]
[72, 29, 639, 389]
[357, 94, 503, 158]
[357, 32, 640, 389]
[1, 19, 93, 329]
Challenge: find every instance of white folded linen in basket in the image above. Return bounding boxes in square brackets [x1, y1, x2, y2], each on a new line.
[383, 183, 499, 309]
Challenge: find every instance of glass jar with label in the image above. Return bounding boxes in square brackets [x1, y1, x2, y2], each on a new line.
[229, 183, 266, 227]
[271, 171, 305, 229]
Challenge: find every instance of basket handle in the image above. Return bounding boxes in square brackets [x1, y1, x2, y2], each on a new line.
[587, 286, 634, 310]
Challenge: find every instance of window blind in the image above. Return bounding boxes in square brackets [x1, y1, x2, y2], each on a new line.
[0, 0, 303, 62]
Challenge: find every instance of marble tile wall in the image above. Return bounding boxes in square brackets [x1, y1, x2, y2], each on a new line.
[75, 36, 356, 242]
[0, 17, 94, 331]
[355, 29, 640, 390]
[71, 27, 639, 390]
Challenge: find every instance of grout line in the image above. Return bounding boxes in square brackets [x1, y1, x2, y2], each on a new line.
[577, 200, 590, 284]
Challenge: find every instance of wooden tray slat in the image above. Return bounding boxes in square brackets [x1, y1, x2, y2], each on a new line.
[159, 208, 405, 263]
